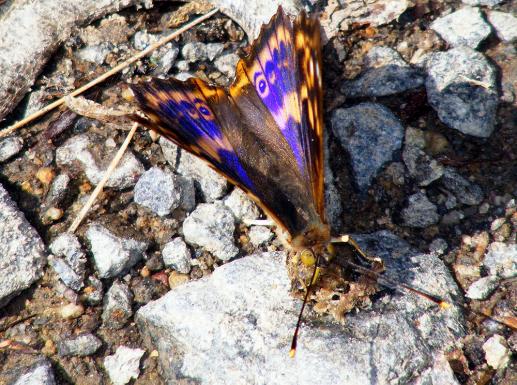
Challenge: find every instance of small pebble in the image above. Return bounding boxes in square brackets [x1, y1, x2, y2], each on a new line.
[57, 333, 103, 357]
[423, 47, 498, 138]
[483, 242, 517, 278]
[487, 11, 517, 43]
[162, 237, 192, 274]
[181, 42, 224, 62]
[45, 173, 71, 207]
[151, 271, 169, 287]
[431, 7, 491, 49]
[82, 276, 104, 305]
[48, 255, 84, 291]
[401, 192, 440, 228]
[248, 226, 274, 247]
[429, 238, 448, 255]
[490, 218, 505, 232]
[43, 207, 63, 222]
[479, 202, 490, 214]
[331, 102, 404, 192]
[102, 281, 133, 329]
[183, 202, 238, 261]
[214, 53, 240, 78]
[168, 271, 190, 288]
[465, 276, 499, 300]
[441, 210, 464, 226]
[341, 46, 424, 98]
[140, 265, 151, 278]
[36, 167, 55, 185]
[60, 303, 85, 319]
[223, 188, 260, 222]
[133, 167, 181, 216]
[86, 223, 148, 279]
[483, 334, 510, 369]
[104, 346, 146, 385]
[0, 136, 23, 162]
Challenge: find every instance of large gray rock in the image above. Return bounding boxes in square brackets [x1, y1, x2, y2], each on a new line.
[137, 232, 465, 385]
[431, 7, 491, 48]
[342, 46, 424, 98]
[487, 11, 517, 43]
[331, 103, 404, 192]
[0, 0, 151, 122]
[0, 184, 46, 307]
[423, 47, 498, 138]
[2, 358, 56, 385]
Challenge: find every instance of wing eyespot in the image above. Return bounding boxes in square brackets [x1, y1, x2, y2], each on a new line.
[254, 72, 270, 98]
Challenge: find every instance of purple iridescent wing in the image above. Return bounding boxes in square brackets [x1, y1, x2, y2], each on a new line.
[130, 77, 254, 191]
[130, 8, 328, 245]
[231, 8, 325, 221]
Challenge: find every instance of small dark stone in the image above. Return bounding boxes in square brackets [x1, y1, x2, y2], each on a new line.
[57, 333, 102, 357]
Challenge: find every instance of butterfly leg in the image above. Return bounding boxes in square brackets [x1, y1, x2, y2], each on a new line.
[330, 235, 383, 268]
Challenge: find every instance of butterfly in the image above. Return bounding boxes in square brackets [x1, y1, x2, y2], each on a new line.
[128, 6, 517, 358]
[129, 6, 380, 353]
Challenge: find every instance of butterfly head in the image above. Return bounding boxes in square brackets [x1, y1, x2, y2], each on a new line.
[290, 222, 330, 252]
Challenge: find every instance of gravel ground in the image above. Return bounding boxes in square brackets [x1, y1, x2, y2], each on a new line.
[0, 1, 515, 384]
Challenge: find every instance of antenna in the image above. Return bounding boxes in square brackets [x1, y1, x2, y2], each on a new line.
[290, 254, 320, 358]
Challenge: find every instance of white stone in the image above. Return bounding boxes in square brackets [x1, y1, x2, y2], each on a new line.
[223, 188, 260, 222]
[183, 202, 238, 261]
[431, 7, 491, 48]
[104, 346, 146, 385]
[483, 335, 510, 369]
[162, 237, 192, 274]
[465, 276, 499, 300]
[248, 226, 274, 247]
[487, 11, 517, 43]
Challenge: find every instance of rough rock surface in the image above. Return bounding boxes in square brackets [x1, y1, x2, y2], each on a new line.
[182, 201, 238, 261]
[86, 223, 148, 278]
[431, 7, 491, 48]
[331, 103, 404, 192]
[0, 184, 46, 307]
[0, 0, 151, 122]
[1, 358, 56, 385]
[423, 47, 498, 138]
[208, 0, 302, 39]
[137, 232, 465, 385]
[342, 46, 424, 98]
[56, 134, 144, 190]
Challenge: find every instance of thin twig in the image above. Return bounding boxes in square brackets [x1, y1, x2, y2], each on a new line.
[0, 8, 219, 138]
[68, 122, 139, 233]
